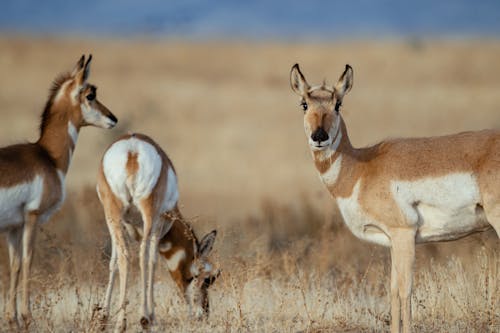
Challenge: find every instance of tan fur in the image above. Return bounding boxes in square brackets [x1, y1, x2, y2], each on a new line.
[290, 63, 500, 333]
[0, 55, 116, 328]
[98, 134, 218, 330]
[126, 152, 139, 177]
[158, 211, 198, 290]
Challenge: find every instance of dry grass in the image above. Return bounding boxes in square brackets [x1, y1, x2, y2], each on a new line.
[0, 36, 500, 332]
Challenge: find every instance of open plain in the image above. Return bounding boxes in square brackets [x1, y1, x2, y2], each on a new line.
[0, 37, 499, 332]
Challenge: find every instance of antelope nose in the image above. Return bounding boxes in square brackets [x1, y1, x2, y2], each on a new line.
[108, 113, 118, 124]
[311, 127, 329, 142]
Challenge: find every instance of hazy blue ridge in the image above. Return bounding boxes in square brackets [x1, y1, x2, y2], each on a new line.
[1, 0, 500, 39]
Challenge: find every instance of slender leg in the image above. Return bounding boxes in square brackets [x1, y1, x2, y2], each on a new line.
[5, 227, 22, 326]
[146, 222, 161, 323]
[101, 197, 128, 333]
[390, 228, 416, 333]
[113, 222, 129, 333]
[20, 213, 38, 328]
[390, 245, 401, 333]
[138, 202, 154, 329]
[102, 233, 118, 324]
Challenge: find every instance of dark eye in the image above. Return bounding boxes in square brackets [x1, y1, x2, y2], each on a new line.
[300, 101, 308, 112]
[86, 94, 95, 101]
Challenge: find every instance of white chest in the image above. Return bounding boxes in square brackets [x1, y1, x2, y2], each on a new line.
[336, 181, 391, 247]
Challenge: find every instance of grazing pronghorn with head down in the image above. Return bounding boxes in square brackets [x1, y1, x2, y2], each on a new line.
[0, 55, 117, 327]
[290, 63, 500, 333]
[97, 133, 218, 332]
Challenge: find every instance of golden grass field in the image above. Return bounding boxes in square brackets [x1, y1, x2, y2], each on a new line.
[0, 37, 500, 332]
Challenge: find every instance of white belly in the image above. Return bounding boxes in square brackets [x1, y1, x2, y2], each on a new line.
[0, 175, 44, 229]
[336, 173, 491, 247]
[391, 172, 489, 242]
[414, 202, 489, 241]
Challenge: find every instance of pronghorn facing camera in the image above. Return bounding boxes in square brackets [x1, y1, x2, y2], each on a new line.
[0, 55, 117, 328]
[290, 63, 500, 333]
[97, 133, 218, 332]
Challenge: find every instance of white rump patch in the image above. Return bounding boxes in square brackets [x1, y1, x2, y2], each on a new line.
[166, 249, 186, 271]
[103, 137, 163, 207]
[162, 167, 179, 212]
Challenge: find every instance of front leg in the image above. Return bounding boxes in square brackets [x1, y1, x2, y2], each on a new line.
[5, 227, 22, 327]
[20, 212, 38, 328]
[389, 228, 416, 333]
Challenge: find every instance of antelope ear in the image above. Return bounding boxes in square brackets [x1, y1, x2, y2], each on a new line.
[290, 63, 310, 96]
[73, 54, 92, 85]
[198, 230, 217, 257]
[71, 55, 85, 77]
[82, 54, 92, 82]
[334, 64, 353, 100]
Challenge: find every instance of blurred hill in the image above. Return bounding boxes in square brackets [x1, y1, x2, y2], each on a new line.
[1, 0, 500, 39]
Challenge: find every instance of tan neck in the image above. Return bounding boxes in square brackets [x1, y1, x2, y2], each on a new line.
[312, 117, 364, 198]
[36, 104, 79, 174]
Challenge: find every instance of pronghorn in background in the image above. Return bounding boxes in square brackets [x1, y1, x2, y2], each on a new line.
[97, 133, 218, 332]
[0, 55, 117, 327]
[290, 63, 500, 333]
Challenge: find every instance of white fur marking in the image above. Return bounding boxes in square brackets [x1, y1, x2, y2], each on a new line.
[159, 241, 172, 253]
[81, 103, 114, 129]
[166, 249, 186, 271]
[0, 176, 44, 228]
[336, 180, 391, 246]
[68, 121, 78, 146]
[391, 173, 488, 241]
[103, 138, 163, 207]
[319, 155, 342, 186]
[162, 168, 179, 212]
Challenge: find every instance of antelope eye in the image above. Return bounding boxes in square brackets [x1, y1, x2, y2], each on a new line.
[300, 101, 308, 111]
[86, 94, 95, 101]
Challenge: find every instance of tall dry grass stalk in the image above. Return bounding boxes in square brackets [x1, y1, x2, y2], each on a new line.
[0, 187, 498, 332]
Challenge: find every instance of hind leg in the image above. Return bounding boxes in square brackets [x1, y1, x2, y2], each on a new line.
[481, 198, 500, 238]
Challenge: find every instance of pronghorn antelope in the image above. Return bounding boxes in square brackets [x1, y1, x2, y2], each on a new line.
[0, 55, 117, 327]
[290, 63, 500, 333]
[97, 133, 218, 332]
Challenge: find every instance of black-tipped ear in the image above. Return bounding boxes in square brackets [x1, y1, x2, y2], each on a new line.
[290, 63, 310, 96]
[335, 64, 353, 99]
[83, 54, 92, 82]
[198, 230, 217, 257]
[71, 55, 85, 77]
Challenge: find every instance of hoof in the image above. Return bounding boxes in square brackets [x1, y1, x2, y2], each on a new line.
[114, 318, 127, 333]
[140, 316, 150, 329]
[99, 314, 109, 331]
[7, 316, 18, 329]
[20, 312, 32, 330]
